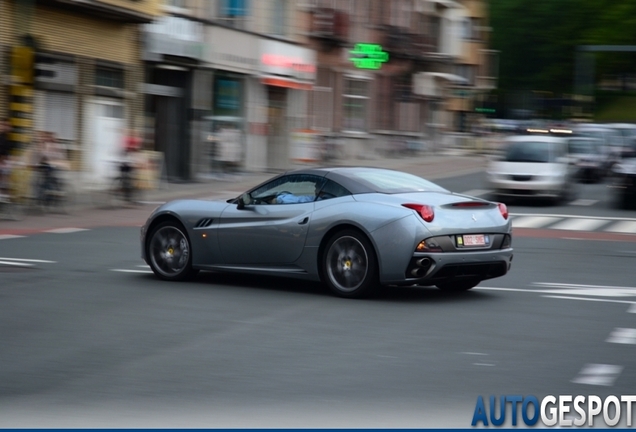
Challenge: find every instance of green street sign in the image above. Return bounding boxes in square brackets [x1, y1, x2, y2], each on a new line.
[350, 43, 389, 70]
[475, 107, 496, 114]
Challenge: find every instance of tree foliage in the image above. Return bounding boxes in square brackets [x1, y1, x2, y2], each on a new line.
[489, 0, 636, 94]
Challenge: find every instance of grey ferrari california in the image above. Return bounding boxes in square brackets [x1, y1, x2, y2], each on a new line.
[141, 167, 513, 298]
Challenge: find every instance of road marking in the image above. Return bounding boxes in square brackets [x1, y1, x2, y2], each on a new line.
[572, 364, 623, 386]
[606, 328, 636, 344]
[630, 304, 636, 314]
[136, 264, 150, 268]
[459, 189, 489, 197]
[0, 260, 34, 267]
[0, 234, 25, 240]
[511, 212, 636, 222]
[461, 352, 488, 356]
[548, 218, 609, 231]
[44, 228, 90, 234]
[110, 269, 153, 274]
[473, 363, 496, 367]
[479, 285, 636, 298]
[543, 295, 636, 305]
[605, 220, 636, 234]
[570, 199, 598, 206]
[0, 257, 56, 263]
[534, 282, 636, 290]
[511, 216, 560, 229]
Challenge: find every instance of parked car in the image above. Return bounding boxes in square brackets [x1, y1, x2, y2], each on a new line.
[486, 135, 577, 204]
[565, 136, 607, 183]
[575, 124, 624, 169]
[141, 167, 513, 298]
[608, 139, 636, 210]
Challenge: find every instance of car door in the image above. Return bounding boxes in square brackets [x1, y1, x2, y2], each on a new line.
[217, 174, 323, 265]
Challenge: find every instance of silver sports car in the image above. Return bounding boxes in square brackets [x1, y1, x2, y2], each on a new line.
[141, 167, 513, 298]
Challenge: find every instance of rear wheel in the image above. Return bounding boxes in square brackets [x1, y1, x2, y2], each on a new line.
[147, 221, 198, 281]
[322, 229, 378, 298]
[436, 280, 480, 292]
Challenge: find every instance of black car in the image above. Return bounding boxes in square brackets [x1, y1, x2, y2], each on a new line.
[609, 139, 636, 209]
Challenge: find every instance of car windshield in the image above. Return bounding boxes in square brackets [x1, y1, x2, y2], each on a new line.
[504, 141, 557, 163]
[348, 169, 448, 194]
[568, 139, 599, 155]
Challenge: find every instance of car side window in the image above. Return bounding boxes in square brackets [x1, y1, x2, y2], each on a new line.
[316, 179, 351, 201]
[250, 174, 326, 205]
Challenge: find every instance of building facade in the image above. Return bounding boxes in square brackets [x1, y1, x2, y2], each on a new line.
[1, 0, 162, 182]
[297, 0, 497, 157]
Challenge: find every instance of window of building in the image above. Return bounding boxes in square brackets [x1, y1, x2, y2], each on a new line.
[95, 68, 124, 89]
[214, 75, 243, 117]
[165, 0, 187, 10]
[271, 0, 287, 36]
[219, 0, 250, 29]
[343, 78, 369, 131]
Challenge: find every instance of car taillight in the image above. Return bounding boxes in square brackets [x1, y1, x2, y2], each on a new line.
[498, 203, 509, 220]
[402, 203, 434, 222]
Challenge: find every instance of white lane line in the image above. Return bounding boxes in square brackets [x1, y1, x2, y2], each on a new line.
[630, 304, 636, 314]
[543, 295, 636, 305]
[480, 285, 636, 298]
[461, 352, 488, 356]
[136, 264, 150, 268]
[44, 228, 90, 234]
[0, 257, 56, 263]
[473, 363, 496, 367]
[606, 328, 636, 344]
[110, 269, 153, 274]
[534, 282, 636, 290]
[511, 216, 560, 229]
[459, 189, 489, 197]
[0, 260, 34, 267]
[569, 199, 598, 206]
[572, 364, 623, 386]
[605, 220, 636, 234]
[548, 218, 610, 231]
[0, 234, 25, 240]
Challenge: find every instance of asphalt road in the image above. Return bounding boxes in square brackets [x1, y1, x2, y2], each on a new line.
[1, 170, 635, 428]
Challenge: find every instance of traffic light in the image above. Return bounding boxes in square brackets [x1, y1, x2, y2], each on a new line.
[11, 46, 34, 85]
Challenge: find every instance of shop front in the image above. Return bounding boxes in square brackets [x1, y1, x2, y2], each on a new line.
[142, 15, 205, 181]
[258, 39, 316, 171]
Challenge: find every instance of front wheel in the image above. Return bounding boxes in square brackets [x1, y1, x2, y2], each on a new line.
[436, 280, 480, 292]
[147, 221, 198, 281]
[321, 229, 378, 298]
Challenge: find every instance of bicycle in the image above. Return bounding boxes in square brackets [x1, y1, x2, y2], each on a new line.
[32, 162, 73, 214]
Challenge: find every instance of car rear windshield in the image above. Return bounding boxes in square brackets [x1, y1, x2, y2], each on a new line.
[348, 169, 448, 194]
[504, 141, 558, 163]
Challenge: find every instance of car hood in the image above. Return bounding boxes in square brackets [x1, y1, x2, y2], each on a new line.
[489, 161, 565, 175]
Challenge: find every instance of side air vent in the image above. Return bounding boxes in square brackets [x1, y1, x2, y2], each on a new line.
[194, 218, 214, 228]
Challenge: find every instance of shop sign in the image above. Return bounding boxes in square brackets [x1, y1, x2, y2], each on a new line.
[259, 40, 316, 81]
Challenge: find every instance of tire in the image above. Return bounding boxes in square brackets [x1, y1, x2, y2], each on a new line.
[436, 280, 480, 292]
[321, 229, 379, 298]
[147, 220, 198, 281]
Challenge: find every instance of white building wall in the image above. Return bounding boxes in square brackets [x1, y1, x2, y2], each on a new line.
[245, 77, 268, 172]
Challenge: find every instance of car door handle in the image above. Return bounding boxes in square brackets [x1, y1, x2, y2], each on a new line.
[298, 217, 309, 225]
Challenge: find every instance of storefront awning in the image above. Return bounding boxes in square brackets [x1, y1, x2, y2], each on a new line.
[260, 75, 313, 91]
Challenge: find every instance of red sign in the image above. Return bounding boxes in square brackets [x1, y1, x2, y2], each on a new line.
[261, 54, 316, 73]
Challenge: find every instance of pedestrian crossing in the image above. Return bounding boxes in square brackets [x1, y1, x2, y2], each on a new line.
[511, 214, 636, 234]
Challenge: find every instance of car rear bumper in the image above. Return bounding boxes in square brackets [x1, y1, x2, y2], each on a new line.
[383, 248, 514, 286]
[488, 178, 565, 198]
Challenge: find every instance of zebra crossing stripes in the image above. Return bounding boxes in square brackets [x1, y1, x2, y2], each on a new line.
[548, 218, 609, 231]
[510, 216, 560, 229]
[606, 220, 636, 234]
[511, 214, 636, 234]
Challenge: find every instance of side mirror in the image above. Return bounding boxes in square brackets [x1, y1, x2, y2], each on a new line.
[236, 192, 252, 210]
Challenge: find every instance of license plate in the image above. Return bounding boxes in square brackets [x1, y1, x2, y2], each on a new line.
[458, 234, 489, 247]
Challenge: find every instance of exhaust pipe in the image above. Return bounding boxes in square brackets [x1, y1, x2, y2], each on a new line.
[416, 257, 431, 268]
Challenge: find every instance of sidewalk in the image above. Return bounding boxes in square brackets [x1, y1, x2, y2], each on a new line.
[0, 149, 488, 234]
